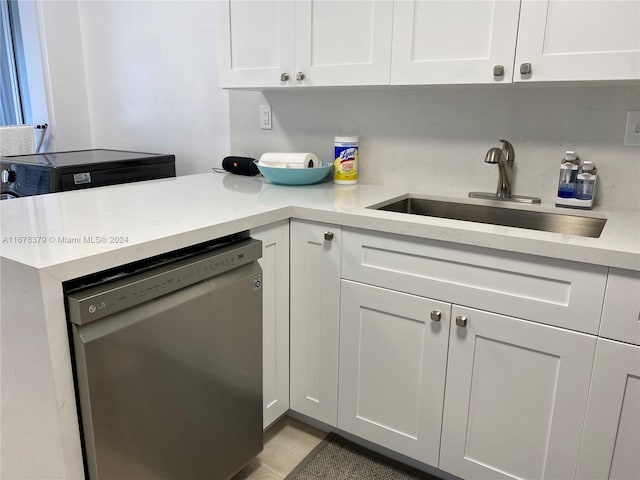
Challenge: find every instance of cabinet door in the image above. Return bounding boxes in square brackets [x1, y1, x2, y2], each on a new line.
[293, 0, 393, 86]
[290, 220, 341, 426]
[440, 306, 596, 479]
[599, 268, 640, 346]
[216, 0, 294, 88]
[515, 0, 640, 82]
[391, 0, 520, 85]
[576, 339, 640, 480]
[338, 280, 450, 465]
[251, 221, 290, 429]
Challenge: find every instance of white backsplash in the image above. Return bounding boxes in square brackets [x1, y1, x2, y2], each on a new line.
[230, 84, 639, 211]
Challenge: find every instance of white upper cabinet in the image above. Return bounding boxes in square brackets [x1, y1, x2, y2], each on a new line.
[216, 1, 294, 88]
[391, 0, 521, 85]
[515, 0, 640, 82]
[217, 0, 393, 88]
[217, 0, 639, 87]
[294, 0, 393, 86]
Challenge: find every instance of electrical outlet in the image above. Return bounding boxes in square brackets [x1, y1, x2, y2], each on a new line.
[260, 105, 272, 130]
[624, 111, 640, 146]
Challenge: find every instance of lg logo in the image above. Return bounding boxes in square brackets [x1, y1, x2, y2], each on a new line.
[88, 302, 106, 314]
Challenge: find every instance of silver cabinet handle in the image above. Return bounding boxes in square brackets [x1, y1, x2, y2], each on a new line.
[455, 315, 467, 328]
[520, 63, 532, 75]
[296, 72, 305, 81]
[324, 231, 334, 241]
[430, 310, 442, 322]
[493, 65, 504, 77]
[280, 72, 289, 81]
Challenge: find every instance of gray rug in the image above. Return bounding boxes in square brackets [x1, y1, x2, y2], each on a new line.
[285, 434, 440, 480]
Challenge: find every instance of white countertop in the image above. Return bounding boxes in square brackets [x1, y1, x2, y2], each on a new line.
[1, 172, 639, 275]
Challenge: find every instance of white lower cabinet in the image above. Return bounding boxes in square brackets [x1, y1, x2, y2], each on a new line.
[281, 224, 625, 479]
[338, 280, 450, 465]
[576, 339, 640, 480]
[440, 305, 597, 480]
[289, 220, 341, 426]
[252, 221, 290, 429]
[580, 269, 640, 479]
[599, 268, 640, 345]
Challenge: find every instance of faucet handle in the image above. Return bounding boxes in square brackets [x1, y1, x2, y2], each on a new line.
[498, 139, 515, 165]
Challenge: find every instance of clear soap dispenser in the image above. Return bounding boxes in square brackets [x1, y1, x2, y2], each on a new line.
[576, 161, 597, 202]
[557, 151, 579, 198]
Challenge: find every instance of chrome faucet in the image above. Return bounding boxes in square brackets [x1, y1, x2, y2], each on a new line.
[485, 139, 515, 198]
[469, 139, 541, 204]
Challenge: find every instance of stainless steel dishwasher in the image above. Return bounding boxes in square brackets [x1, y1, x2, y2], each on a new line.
[66, 233, 263, 480]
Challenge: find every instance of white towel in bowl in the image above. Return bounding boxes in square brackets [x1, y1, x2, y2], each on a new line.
[259, 152, 319, 168]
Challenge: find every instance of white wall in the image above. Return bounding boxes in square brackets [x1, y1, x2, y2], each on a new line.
[16, 2, 49, 131]
[35, 0, 92, 151]
[230, 85, 640, 210]
[77, 1, 230, 176]
[31, 0, 230, 175]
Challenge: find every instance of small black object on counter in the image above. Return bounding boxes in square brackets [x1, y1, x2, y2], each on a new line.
[222, 156, 259, 176]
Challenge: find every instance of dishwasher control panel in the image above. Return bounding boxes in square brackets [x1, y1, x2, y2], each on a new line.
[66, 238, 262, 326]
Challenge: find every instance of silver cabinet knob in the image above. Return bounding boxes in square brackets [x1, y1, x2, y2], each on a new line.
[455, 315, 468, 328]
[493, 65, 504, 77]
[296, 72, 305, 81]
[324, 231, 334, 241]
[280, 72, 289, 81]
[430, 310, 441, 322]
[520, 63, 532, 75]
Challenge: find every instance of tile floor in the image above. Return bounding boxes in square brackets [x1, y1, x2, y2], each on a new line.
[232, 416, 327, 480]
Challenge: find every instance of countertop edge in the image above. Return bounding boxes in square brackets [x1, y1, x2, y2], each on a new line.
[12, 206, 636, 282]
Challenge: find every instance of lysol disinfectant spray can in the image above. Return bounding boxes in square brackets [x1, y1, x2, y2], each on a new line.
[334, 136, 358, 184]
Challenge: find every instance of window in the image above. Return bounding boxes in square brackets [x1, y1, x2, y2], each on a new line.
[1, 0, 31, 126]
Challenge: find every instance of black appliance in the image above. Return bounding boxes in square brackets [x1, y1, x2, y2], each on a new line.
[0, 149, 176, 199]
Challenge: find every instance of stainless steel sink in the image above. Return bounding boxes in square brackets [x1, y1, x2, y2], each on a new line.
[370, 196, 607, 238]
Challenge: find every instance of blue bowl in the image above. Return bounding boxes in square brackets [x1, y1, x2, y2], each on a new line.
[257, 161, 333, 186]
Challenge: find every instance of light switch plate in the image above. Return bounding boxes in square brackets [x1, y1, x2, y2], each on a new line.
[624, 111, 640, 146]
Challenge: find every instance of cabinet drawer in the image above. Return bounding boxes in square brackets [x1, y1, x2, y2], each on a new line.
[342, 228, 607, 334]
[599, 269, 640, 346]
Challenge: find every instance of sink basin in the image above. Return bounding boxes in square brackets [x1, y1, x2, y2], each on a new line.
[370, 195, 607, 238]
